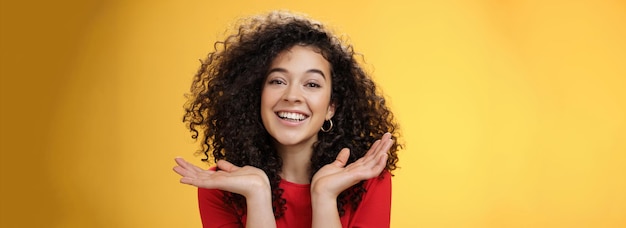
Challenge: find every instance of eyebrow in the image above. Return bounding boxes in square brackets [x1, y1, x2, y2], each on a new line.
[267, 68, 326, 79]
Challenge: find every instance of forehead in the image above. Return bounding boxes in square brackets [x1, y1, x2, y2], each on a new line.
[270, 45, 331, 72]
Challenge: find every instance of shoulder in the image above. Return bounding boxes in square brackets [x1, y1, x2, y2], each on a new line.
[197, 167, 243, 226]
[363, 169, 392, 190]
[197, 166, 225, 204]
[357, 170, 392, 202]
[341, 170, 392, 226]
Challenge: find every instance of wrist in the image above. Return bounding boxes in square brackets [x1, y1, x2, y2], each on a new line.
[245, 182, 272, 200]
[245, 185, 273, 211]
[240, 171, 271, 198]
[311, 191, 341, 228]
[311, 190, 338, 208]
[244, 183, 276, 228]
[311, 181, 339, 199]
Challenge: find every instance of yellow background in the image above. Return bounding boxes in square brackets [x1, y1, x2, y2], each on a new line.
[1, 0, 625, 227]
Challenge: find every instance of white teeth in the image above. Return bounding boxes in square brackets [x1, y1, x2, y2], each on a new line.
[277, 112, 307, 121]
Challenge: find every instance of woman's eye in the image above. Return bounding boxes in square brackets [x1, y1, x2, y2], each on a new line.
[306, 82, 321, 88]
[269, 79, 285, 85]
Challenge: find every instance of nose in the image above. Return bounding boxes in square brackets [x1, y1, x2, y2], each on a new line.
[282, 84, 302, 103]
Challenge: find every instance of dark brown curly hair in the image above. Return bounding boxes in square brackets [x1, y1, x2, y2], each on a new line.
[183, 10, 401, 219]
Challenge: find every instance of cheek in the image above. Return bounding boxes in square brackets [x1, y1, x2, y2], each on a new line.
[260, 91, 271, 112]
[312, 94, 332, 113]
[260, 89, 280, 118]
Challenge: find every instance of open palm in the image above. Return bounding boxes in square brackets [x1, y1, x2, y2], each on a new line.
[173, 158, 270, 197]
[311, 133, 393, 198]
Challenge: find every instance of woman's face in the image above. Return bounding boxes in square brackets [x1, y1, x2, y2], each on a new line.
[261, 45, 335, 149]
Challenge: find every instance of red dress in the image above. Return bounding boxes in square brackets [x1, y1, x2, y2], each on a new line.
[198, 170, 392, 228]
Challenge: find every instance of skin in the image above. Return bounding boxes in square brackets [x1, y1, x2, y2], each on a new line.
[262, 45, 335, 184]
[173, 45, 393, 228]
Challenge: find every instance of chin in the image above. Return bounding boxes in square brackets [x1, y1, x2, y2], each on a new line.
[271, 132, 318, 148]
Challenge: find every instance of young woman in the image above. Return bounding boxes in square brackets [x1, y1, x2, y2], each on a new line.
[173, 11, 401, 228]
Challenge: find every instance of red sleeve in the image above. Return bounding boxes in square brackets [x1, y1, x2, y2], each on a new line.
[343, 170, 392, 228]
[197, 167, 244, 228]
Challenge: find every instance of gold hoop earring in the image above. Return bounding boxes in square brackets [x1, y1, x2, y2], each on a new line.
[321, 119, 333, 132]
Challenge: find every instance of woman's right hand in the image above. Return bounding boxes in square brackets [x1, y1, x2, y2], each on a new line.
[173, 157, 270, 198]
[175, 158, 277, 227]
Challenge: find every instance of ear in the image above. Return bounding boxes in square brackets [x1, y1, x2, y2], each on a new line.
[326, 102, 336, 120]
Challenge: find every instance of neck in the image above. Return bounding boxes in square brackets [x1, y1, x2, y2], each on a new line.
[276, 142, 314, 184]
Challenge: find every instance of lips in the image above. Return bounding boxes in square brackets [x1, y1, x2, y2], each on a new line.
[276, 111, 309, 122]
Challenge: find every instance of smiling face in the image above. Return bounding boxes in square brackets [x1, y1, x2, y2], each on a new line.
[261, 45, 335, 150]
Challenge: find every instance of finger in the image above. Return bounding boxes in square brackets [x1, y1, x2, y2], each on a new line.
[372, 134, 392, 156]
[173, 165, 197, 178]
[174, 157, 188, 167]
[356, 141, 381, 166]
[175, 157, 205, 174]
[378, 133, 393, 150]
[364, 137, 393, 168]
[377, 133, 392, 152]
[359, 149, 389, 179]
[363, 139, 381, 160]
[363, 133, 392, 162]
[370, 152, 388, 175]
[383, 132, 392, 140]
[333, 148, 350, 167]
[180, 176, 200, 186]
[174, 157, 194, 171]
[217, 160, 240, 172]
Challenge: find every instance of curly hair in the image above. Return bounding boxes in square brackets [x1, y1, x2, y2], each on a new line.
[183, 10, 401, 219]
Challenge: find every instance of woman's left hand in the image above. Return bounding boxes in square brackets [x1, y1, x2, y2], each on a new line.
[310, 132, 393, 198]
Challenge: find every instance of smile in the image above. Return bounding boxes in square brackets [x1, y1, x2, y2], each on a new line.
[276, 111, 308, 122]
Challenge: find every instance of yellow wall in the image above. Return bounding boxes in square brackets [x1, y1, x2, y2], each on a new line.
[1, 0, 625, 227]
